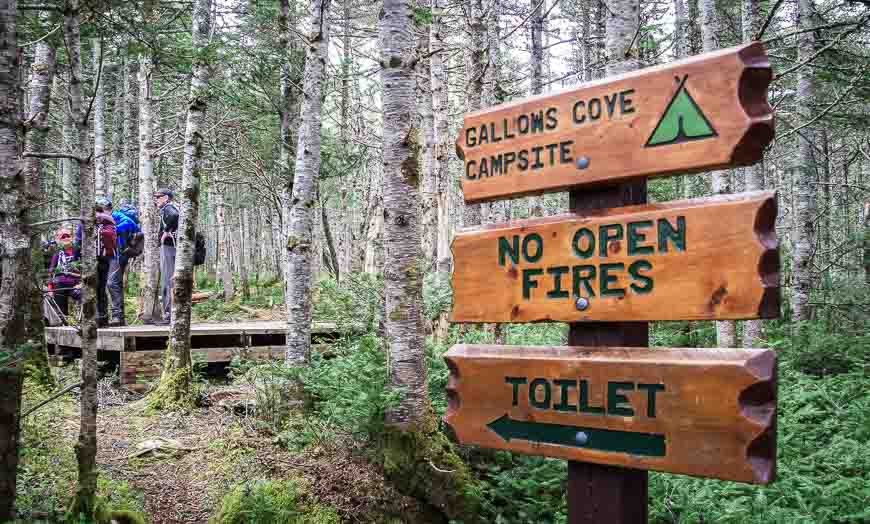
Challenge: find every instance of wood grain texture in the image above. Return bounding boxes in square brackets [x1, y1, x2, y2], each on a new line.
[450, 190, 780, 322]
[444, 344, 777, 484]
[455, 42, 773, 203]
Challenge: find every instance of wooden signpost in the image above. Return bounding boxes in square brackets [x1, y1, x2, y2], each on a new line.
[445, 345, 777, 484]
[445, 42, 779, 523]
[456, 42, 774, 203]
[450, 191, 780, 323]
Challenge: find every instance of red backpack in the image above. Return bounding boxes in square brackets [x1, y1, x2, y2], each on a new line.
[96, 212, 117, 258]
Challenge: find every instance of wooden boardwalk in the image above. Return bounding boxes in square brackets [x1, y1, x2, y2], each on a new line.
[45, 321, 350, 391]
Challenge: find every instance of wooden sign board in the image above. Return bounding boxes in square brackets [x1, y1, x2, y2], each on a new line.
[456, 42, 773, 203]
[445, 344, 777, 484]
[450, 191, 779, 323]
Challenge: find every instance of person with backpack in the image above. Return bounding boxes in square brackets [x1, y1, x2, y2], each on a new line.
[106, 199, 143, 327]
[153, 188, 179, 325]
[47, 227, 81, 324]
[76, 197, 117, 327]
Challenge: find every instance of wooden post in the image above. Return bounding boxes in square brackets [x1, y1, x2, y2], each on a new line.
[567, 182, 649, 523]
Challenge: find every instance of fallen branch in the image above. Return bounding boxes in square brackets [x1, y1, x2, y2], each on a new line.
[22, 381, 82, 418]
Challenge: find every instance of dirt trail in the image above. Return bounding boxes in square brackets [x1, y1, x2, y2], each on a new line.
[73, 387, 434, 524]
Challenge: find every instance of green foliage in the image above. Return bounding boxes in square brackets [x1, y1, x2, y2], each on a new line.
[299, 334, 400, 441]
[230, 358, 296, 430]
[423, 272, 452, 321]
[312, 273, 382, 330]
[476, 454, 567, 524]
[210, 479, 339, 524]
[412, 6, 433, 26]
[649, 362, 870, 523]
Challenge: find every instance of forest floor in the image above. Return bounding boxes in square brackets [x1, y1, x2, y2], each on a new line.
[98, 392, 429, 523]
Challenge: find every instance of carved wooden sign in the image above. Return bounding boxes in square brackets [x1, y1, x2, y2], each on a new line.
[450, 191, 779, 323]
[455, 42, 773, 203]
[445, 344, 777, 484]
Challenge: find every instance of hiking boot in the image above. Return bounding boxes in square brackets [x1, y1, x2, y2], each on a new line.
[108, 318, 125, 327]
[96, 317, 109, 328]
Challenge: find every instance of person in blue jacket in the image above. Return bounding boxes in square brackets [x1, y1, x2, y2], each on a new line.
[104, 197, 141, 326]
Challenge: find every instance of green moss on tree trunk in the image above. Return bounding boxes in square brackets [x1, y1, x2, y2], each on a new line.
[377, 416, 482, 523]
[147, 351, 198, 412]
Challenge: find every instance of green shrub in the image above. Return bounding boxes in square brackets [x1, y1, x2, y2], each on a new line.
[210, 479, 339, 524]
[312, 273, 382, 330]
[299, 334, 400, 441]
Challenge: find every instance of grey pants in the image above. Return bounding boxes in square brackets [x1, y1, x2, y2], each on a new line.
[107, 256, 128, 322]
[160, 245, 176, 320]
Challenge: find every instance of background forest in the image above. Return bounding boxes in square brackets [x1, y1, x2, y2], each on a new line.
[0, 0, 868, 521]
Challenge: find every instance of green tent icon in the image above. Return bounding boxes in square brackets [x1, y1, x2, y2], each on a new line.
[645, 76, 717, 147]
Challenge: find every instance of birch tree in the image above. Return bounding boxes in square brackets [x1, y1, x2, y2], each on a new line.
[215, 184, 234, 299]
[0, 0, 28, 516]
[431, 0, 451, 277]
[285, 0, 331, 366]
[791, 0, 817, 322]
[92, 38, 108, 197]
[62, 0, 100, 514]
[381, 0, 429, 425]
[152, 0, 213, 408]
[138, 55, 161, 321]
[700, 0, 737, 347]
[742, 0, 765, 346]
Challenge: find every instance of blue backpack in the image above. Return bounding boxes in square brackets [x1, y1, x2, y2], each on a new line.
[118, 204, 139, 226]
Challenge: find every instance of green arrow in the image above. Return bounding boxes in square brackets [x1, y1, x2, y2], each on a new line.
[487, 415, 666, 457]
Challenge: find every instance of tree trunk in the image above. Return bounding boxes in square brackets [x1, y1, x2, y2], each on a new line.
[528, 0, 545, 218]
[92, 38, 108, 197]
[63, 0, 99, 515]
[700, 0, 736, 346]
[154, 0, 212, 409]
[741, 0, 764, 347]
[124, 56, 139, 204]
[239, 208, 250, 299]
[419, 25, 437, 269]
[791, 0, 817, 322]
[285, 0, 330, 366]
[431, 0, 451, 278]
[109, 56, 125, 201]
[138, 55, 160, 322]
[0, 0, 28, 517]
[463, 0, 487, 228]
[62, 98, 79, 220]
[23, 41, 56, 371]
[381, 0, 429, 426]
[215, 184, 234, 299]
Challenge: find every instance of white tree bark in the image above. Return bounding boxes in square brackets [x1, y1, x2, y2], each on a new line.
[285, 0, 331, 366]
[0, 1, 29, 518]
[63, 0, 99, 512]
[109, 55, 126, 202]
[23, 42, 55, 198]
[381, 0, 429, 426]
[163, 0, 213, 400]
[215, 185, 234, 299]
[419, 26, 437, 268]
[138, 56, 161, 321]
[431, 0, 451, 276]
[700, 0, 736, 346]
[62, 100, 79, 220]
[92, 38, 107, 197]
[742, 0, 764, 347]
[605, 0, 640, 74]
[791, 0, 817, 322]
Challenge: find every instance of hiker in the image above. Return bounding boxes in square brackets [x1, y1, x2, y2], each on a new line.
[47, 227, 81, 324]
[76, 197, 118, 327]
[106, 198, 143, 327]
[153, 188, 179, 325]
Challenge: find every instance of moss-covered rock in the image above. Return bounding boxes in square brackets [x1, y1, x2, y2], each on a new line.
[377, 417, 482, 524]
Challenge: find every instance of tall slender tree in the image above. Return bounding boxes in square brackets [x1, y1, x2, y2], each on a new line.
[285, 0, 331, 366]
[742, 0, 765, 346]
[62, 0, 99, 514]
[152, 0, 213, 408]
[0, 0, 28, 518]
[381, 0, 429, 425]
[792, 0, 817, 322]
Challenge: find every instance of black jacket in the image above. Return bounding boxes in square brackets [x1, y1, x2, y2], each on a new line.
[158, 203, 179, 246]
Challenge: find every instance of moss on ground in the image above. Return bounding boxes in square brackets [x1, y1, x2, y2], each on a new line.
[209, 478, 340, 524]
[377, 416, 482, 524]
